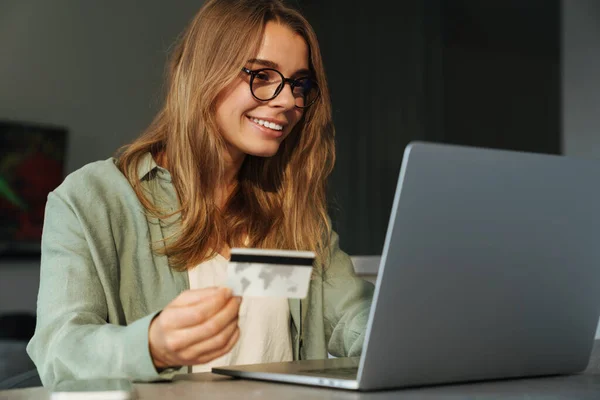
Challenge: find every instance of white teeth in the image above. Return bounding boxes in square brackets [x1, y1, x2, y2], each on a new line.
[251, 117, 283, 131]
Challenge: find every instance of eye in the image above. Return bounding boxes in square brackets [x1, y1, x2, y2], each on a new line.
[255, 71, 270, 82]
[293, 78, 313, 95]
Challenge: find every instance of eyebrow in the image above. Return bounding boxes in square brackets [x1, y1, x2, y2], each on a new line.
[247, 58, 311, 77]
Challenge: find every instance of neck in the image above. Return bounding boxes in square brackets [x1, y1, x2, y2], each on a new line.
[223, 156, 244, 188]
[219, 148, 246, 208]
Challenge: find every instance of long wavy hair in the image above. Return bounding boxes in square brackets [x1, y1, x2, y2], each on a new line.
[116, 0, 335, 271]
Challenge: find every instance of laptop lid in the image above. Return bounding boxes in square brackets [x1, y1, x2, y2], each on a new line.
[357, 142, 600, 389]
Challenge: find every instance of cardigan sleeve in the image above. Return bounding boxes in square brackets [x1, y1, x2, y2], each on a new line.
[321, 230, 375, 357]
[26, 190, 182, 387]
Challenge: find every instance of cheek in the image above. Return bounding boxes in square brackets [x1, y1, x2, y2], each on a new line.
[216, 81, 256, 118]
[231, 84, 259, 111]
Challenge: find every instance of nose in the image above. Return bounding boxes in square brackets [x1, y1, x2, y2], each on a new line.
[268, 82, 296, 110]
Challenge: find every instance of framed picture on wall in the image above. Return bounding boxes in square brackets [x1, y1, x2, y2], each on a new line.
[0, 120, 68, 258]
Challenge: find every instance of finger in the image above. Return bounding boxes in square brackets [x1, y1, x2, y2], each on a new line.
[151, 309, 238, 368]
[196, 326, 241, 364]
[194, 328, 240, 366]
[170, 287, 226, 307]
[169, 296, 241, 347]
[191, 325, 241, 365]
[176, 318, 239, 365]
[163, 288, 234, 330]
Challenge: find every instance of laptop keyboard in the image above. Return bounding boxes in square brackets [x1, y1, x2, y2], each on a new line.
[299, 366, 358, 378]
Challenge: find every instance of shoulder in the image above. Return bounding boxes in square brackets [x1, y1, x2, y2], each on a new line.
[53, 158, 132, 202]
[59, 158, 125, 190]
[49, 158, 143, 224]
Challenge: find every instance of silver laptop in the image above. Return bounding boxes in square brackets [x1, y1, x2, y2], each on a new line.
[212, 142, 600, 391]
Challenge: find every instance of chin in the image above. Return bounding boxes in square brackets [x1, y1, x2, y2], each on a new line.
[244, 143, 282, 158]
[247, 149, 280, 158]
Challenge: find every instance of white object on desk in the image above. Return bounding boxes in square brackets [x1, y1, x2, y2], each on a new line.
[50, 378, 134, 400]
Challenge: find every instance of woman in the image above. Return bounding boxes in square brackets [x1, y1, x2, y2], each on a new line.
[27, 0, 373, 386]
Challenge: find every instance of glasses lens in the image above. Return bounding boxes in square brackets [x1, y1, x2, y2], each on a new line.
[251, 69, 283, 101]
[293, 78, 319, 108]
[248, 68, 320, 108]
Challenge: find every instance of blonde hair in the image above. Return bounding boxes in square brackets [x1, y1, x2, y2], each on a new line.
[116, 0, 335, 271]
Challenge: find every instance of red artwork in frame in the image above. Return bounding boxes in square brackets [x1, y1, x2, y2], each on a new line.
[0, 120, 67, 257]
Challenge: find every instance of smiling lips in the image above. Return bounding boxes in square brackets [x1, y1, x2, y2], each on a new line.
[248, 116, 285, 132]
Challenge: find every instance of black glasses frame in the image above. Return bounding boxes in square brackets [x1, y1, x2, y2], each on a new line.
[241, 67, 320, 109]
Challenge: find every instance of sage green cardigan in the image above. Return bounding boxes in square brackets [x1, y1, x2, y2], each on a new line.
[26, 154, 374, 387]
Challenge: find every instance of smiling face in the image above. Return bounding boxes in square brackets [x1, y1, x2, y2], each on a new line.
[215, 21, 309, 165]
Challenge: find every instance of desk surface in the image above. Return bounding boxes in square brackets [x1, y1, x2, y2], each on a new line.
[3, 340, 600, 400]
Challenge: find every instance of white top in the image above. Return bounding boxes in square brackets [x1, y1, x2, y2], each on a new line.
[187, 253, 293, 373]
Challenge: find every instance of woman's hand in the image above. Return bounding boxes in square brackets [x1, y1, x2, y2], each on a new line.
[148, 287, 241, 370]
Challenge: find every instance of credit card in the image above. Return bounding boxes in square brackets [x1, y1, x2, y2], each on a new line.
[226, 248, 315, 298]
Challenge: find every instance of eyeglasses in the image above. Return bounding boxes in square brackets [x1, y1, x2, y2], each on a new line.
[241, 67, 320, 109]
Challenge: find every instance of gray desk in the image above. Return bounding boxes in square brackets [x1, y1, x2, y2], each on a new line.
[3, 340, 600, 399]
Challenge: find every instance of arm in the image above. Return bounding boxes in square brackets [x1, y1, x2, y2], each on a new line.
[26, 191, 179, 387]
[322, 230, 375, 357]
